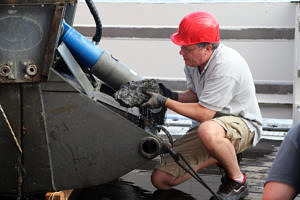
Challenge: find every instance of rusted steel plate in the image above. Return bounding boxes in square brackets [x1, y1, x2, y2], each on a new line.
[42, 90, 150, 190]
[0, 0, 76, 5]
[0, 84, 21, 194]
[22, 83, 53, 193]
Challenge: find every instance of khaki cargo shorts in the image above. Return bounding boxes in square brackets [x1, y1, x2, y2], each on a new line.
[156, 115, 254, 178]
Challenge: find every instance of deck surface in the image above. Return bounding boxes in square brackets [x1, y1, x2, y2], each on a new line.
[120, 139, 300, 200]
[49, 138, 300, 200]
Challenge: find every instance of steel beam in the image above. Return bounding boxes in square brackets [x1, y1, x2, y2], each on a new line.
[293, 3, 300, 124]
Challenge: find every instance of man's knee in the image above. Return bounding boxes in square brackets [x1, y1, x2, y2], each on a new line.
[197, 120, 225, 145]
[151, 169, 162, 189]
[151, 169, 173, 190]
[197, 121, 213, 142]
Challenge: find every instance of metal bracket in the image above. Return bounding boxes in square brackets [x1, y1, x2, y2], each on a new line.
[293, 4, 300, 124]
[57, 42, 94, 98]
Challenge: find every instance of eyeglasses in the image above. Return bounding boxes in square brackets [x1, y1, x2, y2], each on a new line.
[180, 45, 200, 53]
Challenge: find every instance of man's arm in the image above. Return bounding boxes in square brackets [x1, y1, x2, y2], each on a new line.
[178, 90, 199, 103]
[158, 83, 198, 103]
[142, 90, 215, 122]
[166, 98, 216, 122]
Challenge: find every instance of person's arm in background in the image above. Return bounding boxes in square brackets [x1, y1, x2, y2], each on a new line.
[263, 122, 300, 200]
[263, 181, 296, 200]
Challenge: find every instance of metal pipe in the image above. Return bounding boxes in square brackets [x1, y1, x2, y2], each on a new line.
[91, 51, 142, 91]
[61, 21, 142, 91]
[139, 136, 170, 159]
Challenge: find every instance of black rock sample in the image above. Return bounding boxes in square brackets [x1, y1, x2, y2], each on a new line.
[114, 79, 161, 108]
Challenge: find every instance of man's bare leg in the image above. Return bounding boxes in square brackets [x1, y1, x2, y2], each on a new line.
[151, 157, 217, 190]
[151, 119, 243, 189]
[198, 120, 242, 179]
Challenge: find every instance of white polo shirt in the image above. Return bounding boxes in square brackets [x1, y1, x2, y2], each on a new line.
[184, 43, 262, 146]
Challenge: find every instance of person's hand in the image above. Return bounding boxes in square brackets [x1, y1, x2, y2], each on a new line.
[159, 83, 178, 101]
[142, 91, 168, 109]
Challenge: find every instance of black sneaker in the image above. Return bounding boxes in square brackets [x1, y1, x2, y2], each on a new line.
[210, 174, 248, 200]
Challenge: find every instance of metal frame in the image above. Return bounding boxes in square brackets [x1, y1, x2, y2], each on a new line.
[57, 42, 94, 97]
[293, 2, 300, 124]
[77, 26, 295, 40]
[0, 0, 76, 5]
[0, 2, 70, 83]
[41, 4, 66, 77]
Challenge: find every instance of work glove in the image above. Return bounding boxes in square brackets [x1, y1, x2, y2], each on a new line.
[159, 83, 178, 101]
[142, 91, 168, 109]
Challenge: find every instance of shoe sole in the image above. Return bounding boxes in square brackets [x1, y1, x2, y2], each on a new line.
[238, 187, 249, 199]
[210, 187, 249, 200]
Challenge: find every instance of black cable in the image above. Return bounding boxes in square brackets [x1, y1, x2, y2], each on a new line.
[85, 0, 102, 44]
[152, 119, 220, 198]
[157, 126, 219, 198]
[178, 153, 220, 199]
[166, 149, 220, 200]
[87, 69, 98, 88]
[156, 125, 174, 147]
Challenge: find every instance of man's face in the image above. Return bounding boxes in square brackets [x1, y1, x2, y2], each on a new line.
[179, 44, 211, 68]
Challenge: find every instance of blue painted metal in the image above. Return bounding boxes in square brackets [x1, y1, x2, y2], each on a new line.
[61, 21, 104, 68]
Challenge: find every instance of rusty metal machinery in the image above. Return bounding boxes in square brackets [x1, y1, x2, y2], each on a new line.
[0, 0, 76, 83]
[0, 0, 165, 198]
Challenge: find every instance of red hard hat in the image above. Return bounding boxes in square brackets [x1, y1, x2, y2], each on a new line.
[171, 11, 220, 46]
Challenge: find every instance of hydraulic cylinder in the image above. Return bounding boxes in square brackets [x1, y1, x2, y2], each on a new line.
[60, 21, 142, 91]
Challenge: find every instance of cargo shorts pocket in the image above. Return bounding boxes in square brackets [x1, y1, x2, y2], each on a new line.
[213, 116, 253, 153]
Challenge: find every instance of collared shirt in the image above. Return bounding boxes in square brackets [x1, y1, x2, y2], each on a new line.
[184, 43, 262, 145]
